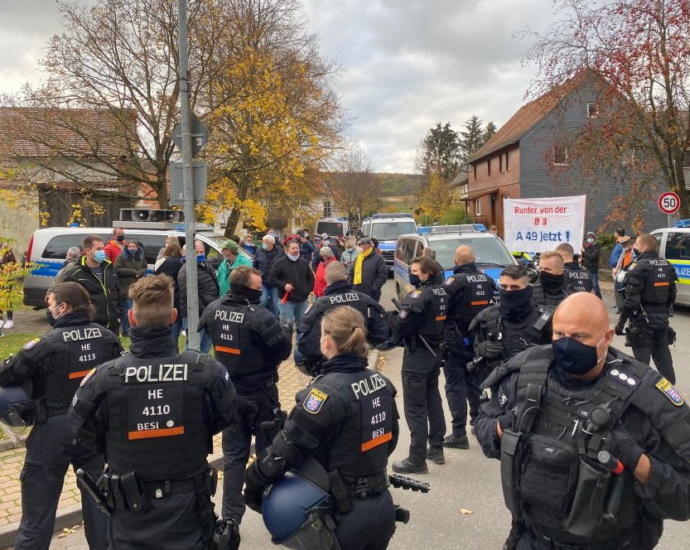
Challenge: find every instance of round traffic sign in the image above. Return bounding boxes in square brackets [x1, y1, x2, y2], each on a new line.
[658, 191, 681, 215]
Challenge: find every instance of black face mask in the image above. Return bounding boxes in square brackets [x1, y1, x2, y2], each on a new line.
[230, 284, 262, 303]
[409, 273, 421, 288]
[499, 286, 533, 318]
[552, 334, 605, 376]
[632, 247, 641, 260]
[539, 270, 564, 291]
[116, 234, 125, 242]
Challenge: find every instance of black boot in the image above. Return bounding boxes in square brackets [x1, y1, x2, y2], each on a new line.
[443, 434, 469, 449]
[392, 457, 428, 474]
[426, 446, 445, 465]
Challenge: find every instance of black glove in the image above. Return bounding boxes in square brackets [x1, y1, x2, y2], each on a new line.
[213, 518, 241, 550]
[612, 422, 644, 472]
[614, 322, 625, 336]
[477, 339, 503, 359]
[243, 485, 264, 514]
[243, 461, 269, 513]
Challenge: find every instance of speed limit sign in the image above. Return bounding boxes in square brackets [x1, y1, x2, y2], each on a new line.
[658, 192, 680, 215]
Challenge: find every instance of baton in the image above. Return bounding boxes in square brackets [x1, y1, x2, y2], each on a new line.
[76, 469, 112, 516]
[391, 298, 437, 358]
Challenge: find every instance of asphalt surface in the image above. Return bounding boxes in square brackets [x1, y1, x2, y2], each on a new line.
[46, 277, 690, 549]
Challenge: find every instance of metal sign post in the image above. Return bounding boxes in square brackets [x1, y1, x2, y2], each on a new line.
[177, 0, 200, 351]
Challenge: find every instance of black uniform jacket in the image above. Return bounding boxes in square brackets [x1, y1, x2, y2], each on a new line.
[476, 345, 690, 523]
[296, 280, 388, 364]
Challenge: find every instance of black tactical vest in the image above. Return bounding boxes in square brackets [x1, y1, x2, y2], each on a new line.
[637, 257, 675, 305]
[37, 324, 118, 411]
[444, 270, 492, 331]
[501, 348, 647, 539]
[314, 370, 395, 478]
[207, 302, 264, 376]
[403, 285, 448, 343]
[103, 351, 212, 479]
[564, 264, 593, 293]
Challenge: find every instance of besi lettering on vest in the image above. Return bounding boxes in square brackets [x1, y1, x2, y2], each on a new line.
[214, 310, 245, 323]
[62, 327, 103, 342]
[124, 364, 189, 383]
[350, 373, 387, 399]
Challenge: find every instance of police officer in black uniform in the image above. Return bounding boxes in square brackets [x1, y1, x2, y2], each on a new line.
[0, 282, 123, 550]
[556, 242, 594, 293]
[69, 274, 236, 550]
[296, 261, 388, 374]
[531, 250, 574, 308]
[442, 245, 495, 450]
[470, 265, 552, 376]
[615, 233, 678, 383]
[390, 256, 447, 474]
[245, 306, 399, 550]
[198, 265, 291, 536]
[476, 293, 690, 549]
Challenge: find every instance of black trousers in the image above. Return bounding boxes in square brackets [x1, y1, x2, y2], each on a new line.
[631, 322, 675, 383]
[401, 347, 446, 463]
[335, 490, 396, 550]
[443, 347, 480, 437]
[14, 415, 108, 550]
[108, 489, 214, 550]
[222, 377, 281, 521]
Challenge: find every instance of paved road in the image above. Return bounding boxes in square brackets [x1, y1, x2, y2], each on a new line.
[49, 278, 690, 549]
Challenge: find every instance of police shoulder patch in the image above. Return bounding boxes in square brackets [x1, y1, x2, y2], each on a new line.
[303, 388, 328, 414]
[399, 310, 409, 319]
[409, 290, 422, 298]
[23, 338, 41, 351]
[444, 277, 455, 286]
[628, 263, 637, 271]
[655, 377, 684, 406]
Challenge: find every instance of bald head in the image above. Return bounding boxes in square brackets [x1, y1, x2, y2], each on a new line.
[552, 293, 614, 379]
[454, 246, 475, 266]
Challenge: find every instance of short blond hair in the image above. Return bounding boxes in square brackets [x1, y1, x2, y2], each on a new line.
[128, 274, 174, 327]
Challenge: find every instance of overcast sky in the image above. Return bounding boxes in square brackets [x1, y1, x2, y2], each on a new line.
[0, 0, 557, 173]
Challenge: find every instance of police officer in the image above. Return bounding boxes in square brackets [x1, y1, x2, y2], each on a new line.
[390, 256, 447, 473]
[556, 242, 594, 293]
[615, 233, 678, 383]
[198, 265, 291, 537]
[296, 261, 388, 374]
[245, 306, 399, 550]
[476, 293, 690, 549]
[0, 282, 123, 550]
[532, 250, 573, 308]
[69, 274, 237, 550]
[442, 245, 495, 450]
[470, 264, 552, 383]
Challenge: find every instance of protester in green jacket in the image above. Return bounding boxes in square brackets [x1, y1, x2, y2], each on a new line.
[218, 240, 253, 296]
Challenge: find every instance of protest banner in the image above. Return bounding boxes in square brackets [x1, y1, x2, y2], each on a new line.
[503, 195, 586, 253]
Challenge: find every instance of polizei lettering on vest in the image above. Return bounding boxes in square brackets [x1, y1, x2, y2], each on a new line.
[432, 288, 448, 296]
[568, 271, 590, 280]
[62, 327, 103, 342]
[124, 364, 189, 383]
[648, 259, 667, 266]
[214, 310, 245, 323]
[465, 274, 488, 283]
[350, 373, 387, 400]
[329, 292, 361, 305]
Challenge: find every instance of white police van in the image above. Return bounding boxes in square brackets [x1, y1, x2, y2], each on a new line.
[393, 224, 517, 301]
[315, 217, 350, 239]
[23, 209, 246, 308]
[361, 213, 417, 273]
[651, 220, 690, 306]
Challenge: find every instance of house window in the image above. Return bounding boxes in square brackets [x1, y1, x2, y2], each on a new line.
[473, 164, 477, 180]
[499, 155, 503, 172]
[505, 151, 510, 171]
[323, 199, 332, 217]
[475, 199, 482, 216]
[587, 103, 598, 118]
[487, 158, 491, 176]
[552, 144, 569, 166]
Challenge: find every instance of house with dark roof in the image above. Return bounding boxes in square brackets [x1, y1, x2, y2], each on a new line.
[463, 72, 666, 237]
[0, 107, 139, 229]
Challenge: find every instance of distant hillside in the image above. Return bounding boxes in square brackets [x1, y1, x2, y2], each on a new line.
[374, 173, 425, 197]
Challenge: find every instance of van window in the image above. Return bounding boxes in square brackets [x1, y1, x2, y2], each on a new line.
[665, 232, 690, 260]
[401, 239, 419, 265]
[316, 221, 347, 236]
[42, 233, 110, 259]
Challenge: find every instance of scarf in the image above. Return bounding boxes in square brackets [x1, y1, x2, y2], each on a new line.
[353, 246, 372, 285]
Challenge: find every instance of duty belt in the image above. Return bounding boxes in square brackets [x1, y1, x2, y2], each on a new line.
[340, 471, 389, 500]
[531, 528, 636, 550]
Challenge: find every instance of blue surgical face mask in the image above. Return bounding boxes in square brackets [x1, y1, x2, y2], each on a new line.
[196, 253, 206, 263]
[262, 244, 269, 250]
[552, 332, 606, 376]
[93, 250, 107, 263]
